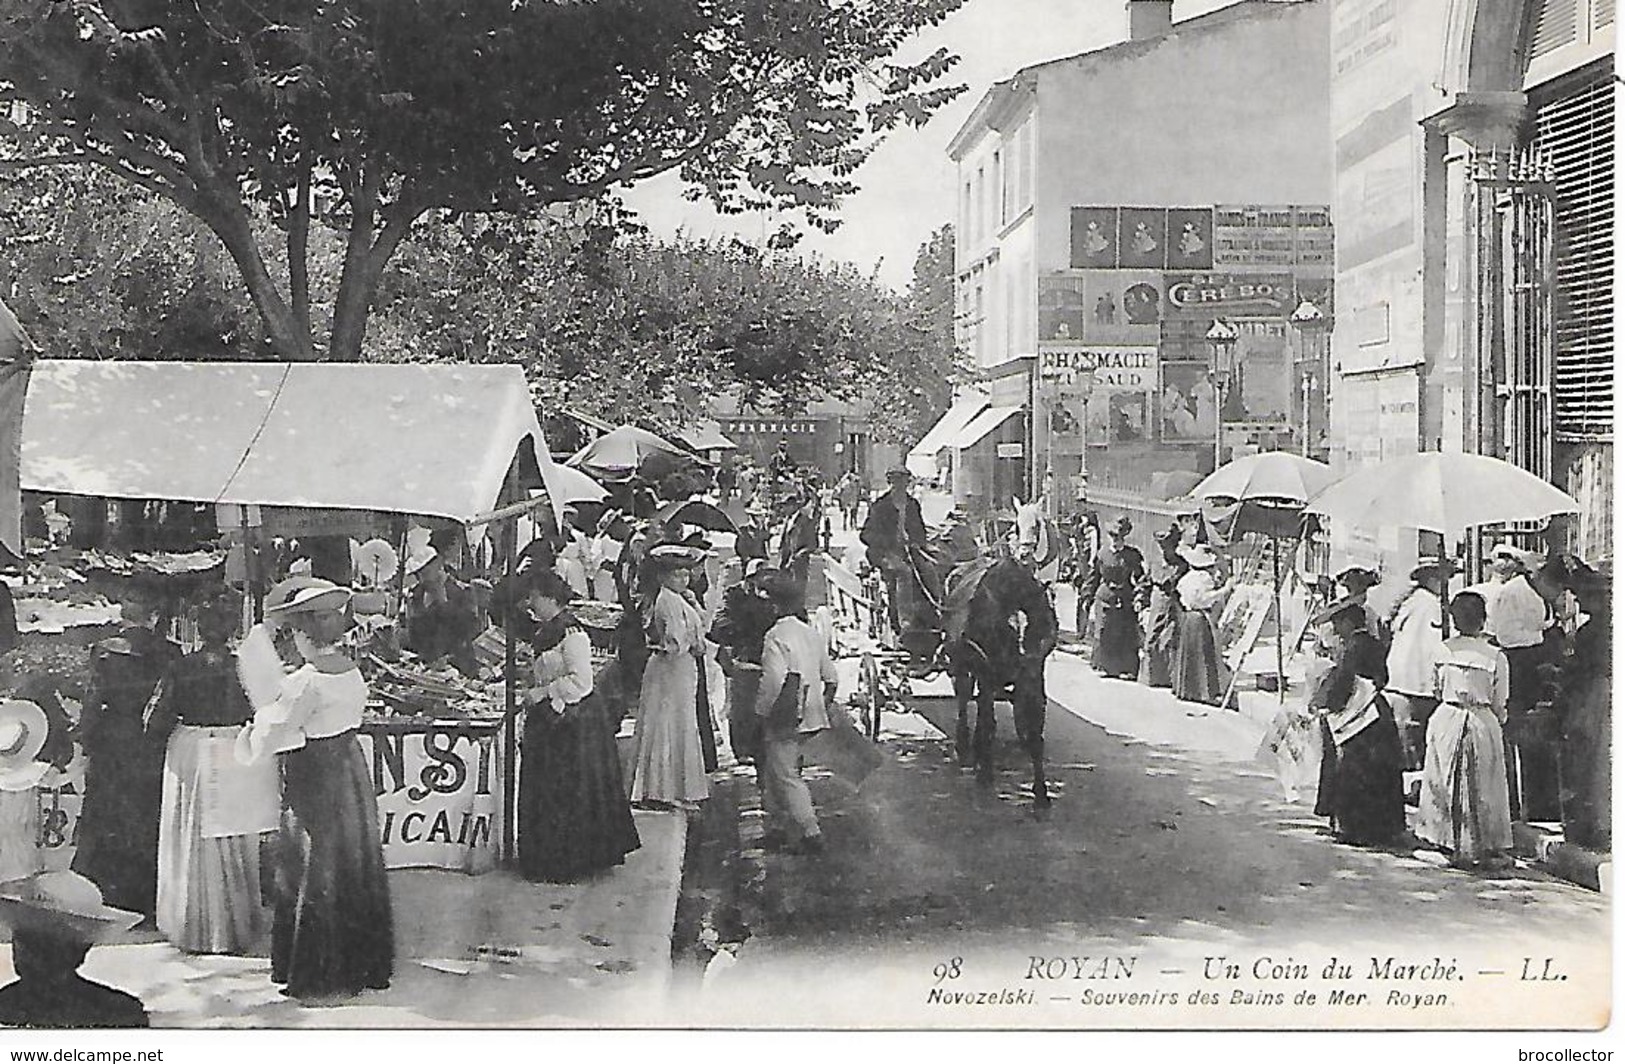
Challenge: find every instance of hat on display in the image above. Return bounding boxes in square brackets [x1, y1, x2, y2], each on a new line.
[288, 557, 314, 576]
[1409, 555, 1459, 582]
[1178, 544, 1219, 569]
[263, 578, 353, 618]
[0, 872, 142, 945]
[0, 699, 50, 792]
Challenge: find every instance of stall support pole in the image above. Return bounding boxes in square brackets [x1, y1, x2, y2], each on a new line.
[501, 474, 519, 867]
[1271, 538, 1285, 704]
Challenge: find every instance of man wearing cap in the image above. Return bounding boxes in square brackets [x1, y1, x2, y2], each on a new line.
[403, 546, 481, 676]
[861, 469, 927, 634]
[72, 583, 179, 919]
[1481, 544, 1560, 821]
[1384, 557, 1454, 774]
[0, 871, 147, 1027]
[710, 561, 780, 768]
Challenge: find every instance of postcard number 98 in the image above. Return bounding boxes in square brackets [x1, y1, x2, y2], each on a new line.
[932, 957, 963, 984]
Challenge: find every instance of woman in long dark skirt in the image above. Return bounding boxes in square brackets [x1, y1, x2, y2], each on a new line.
[1171, 545, 1233, 705]
[1138, 526, 1186, 689]
[1081, 516, 1146, 680]
[517, 570, 640, 883]
[1311, 596, 1392, 831]
[239, 581, 392, 1000]
[1310, 660, 1406, 846]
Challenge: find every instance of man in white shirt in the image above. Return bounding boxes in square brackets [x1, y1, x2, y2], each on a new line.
[1482, 544, 1560, 821]
[753, 574, 839, 855]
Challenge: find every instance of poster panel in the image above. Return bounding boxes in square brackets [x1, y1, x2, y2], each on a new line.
[1164, 273, 1294, 320]
[1160, 362, 1219, 442]
[1166, 207, 1216, 270]
[1118, 207, 1168, 269]
[1039, 272, 1163, 345]
[1070, 206, 1119, 269]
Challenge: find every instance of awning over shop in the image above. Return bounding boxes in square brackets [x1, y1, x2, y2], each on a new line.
[21, 360, 551, 523]
[905, 394, 990, 476]
[947, 404, 1024, 450]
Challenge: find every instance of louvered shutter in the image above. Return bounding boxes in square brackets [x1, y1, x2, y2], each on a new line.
[1531, 61, 1613, 439]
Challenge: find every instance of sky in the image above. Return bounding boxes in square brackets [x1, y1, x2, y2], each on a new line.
[620, 0, 1234, 291]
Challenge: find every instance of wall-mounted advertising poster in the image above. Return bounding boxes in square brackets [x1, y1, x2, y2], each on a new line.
[1213, 204, 1296, 267]
[1166, 207, 1215, 270]
[1039, 271, 1163, 345]
[1038, 345, 1158, 445]
[1293, 205, 1334, 270]
[1159, 361, 1218, 442]
[1234, 319, 1292, 426]
[1118, 207, 1167, 270]
[1164, 273, 1294, 320]
[1070, 207, 1119, 268]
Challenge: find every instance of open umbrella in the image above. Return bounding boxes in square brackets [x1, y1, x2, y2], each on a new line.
[540, 460, 609, 507]
[654, 498, 737, 535]
[1192, 450, 1335, 507]
[1305, 452, 1579, 540]
[567, 425, 691, 481]
[1193, 452, 1334, 706]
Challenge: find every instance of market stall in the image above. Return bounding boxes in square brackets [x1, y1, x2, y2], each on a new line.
[13, 359, 570, 875]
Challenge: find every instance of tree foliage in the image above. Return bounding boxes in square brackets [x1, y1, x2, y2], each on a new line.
[0, 159, 265, 359]
[0, 0, 967, 362]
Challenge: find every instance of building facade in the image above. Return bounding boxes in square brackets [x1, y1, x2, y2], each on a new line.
[941, 0, 1335, 516]
[1328, 0, 1614, 575]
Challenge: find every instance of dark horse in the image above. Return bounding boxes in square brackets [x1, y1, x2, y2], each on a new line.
[891, 539, 1059, 808]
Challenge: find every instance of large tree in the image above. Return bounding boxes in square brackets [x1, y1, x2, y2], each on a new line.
[863, 223, 963, 444]
[0, 0, 965, 362]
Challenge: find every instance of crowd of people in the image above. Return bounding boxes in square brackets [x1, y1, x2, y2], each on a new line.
[0, 453, 863, 1027]
[1065, 510, 1240, 709]
[1058, 505, 1610, 869]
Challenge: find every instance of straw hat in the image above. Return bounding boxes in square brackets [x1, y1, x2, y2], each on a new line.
[649, 544, 708, 569]
[1108, 515, 1133, 536]
[0, 871, 142, 945]
[263, 578, 353, 618]
[1178, 544, 1219, 569]
[1409, 555, 1458, 582]
[0, 699, 50, 792]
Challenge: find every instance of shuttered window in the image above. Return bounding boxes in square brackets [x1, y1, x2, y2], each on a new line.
[1530, 60, 1613, 439]
[1531, 0, 1581, 58]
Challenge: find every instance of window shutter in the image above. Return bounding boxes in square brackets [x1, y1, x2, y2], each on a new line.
[1532, 61, 1613, 439]
[1530, 0, 1581, 59]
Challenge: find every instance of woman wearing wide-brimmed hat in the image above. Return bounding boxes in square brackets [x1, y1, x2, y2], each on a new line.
[630, 545, 711, 810]
[238, 578, 393, 1000]
[0, 870, 147, 1027]
[1171, 544, 1234, 706]
[148, 589, 275, 955]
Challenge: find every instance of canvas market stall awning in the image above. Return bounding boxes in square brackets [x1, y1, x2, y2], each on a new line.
[947, 404, 1024, 451]
[905, 394, 990, 477]
[20, 360, 555, 524]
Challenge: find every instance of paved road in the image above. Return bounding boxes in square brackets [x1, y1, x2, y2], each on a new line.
[680, 656, 1609, 1030]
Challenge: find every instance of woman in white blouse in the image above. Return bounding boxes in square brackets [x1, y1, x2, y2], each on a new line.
[516, 569, 639, 883]
[1171, 545, 1235, 706]
[238, 580, 393, 1000]
[1416, 591, 1514, 867]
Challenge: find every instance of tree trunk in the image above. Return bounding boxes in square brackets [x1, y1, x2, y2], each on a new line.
[208, 203, 317, 362]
